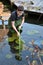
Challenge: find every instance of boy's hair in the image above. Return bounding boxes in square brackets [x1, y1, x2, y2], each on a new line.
[17, 6, 24, 11]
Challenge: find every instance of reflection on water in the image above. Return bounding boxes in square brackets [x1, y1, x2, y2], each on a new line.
[8, 29, 24, 61]
[8, 41, 23, 61]
[0, 23, 43, 65]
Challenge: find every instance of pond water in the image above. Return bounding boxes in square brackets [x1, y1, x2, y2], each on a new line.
[0, 23, 43, 65]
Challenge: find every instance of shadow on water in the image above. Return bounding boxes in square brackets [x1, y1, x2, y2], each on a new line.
[0, 23, 43, 65]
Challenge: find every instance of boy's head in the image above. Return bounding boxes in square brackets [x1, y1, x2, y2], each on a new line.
[17, 6, 24, 16]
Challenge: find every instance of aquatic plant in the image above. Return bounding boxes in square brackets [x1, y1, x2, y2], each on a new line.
[15, 54, 22, 61]
[8, 33, 18, 42]
[27, 30, 39, 35]
[15, 38, 25, 44]
[6, 54, 12, 59]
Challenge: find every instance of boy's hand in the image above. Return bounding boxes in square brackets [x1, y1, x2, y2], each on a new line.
[17, 31, 20, 37]
[19, 26, 21, 30]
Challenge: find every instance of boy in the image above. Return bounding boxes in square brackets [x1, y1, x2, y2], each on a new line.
[8, 6, 25, 37]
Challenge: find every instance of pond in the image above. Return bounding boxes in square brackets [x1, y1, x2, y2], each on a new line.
[0, 23, 43, 65]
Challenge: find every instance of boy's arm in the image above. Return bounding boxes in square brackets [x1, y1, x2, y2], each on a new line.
[19, 16, 25, 29]
[11, 21, 20, 36]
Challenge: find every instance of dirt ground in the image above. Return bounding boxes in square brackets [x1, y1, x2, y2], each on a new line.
[0, 29, 9, 42]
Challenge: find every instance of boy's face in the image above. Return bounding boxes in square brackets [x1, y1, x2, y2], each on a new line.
[17, 10, 23, 16]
